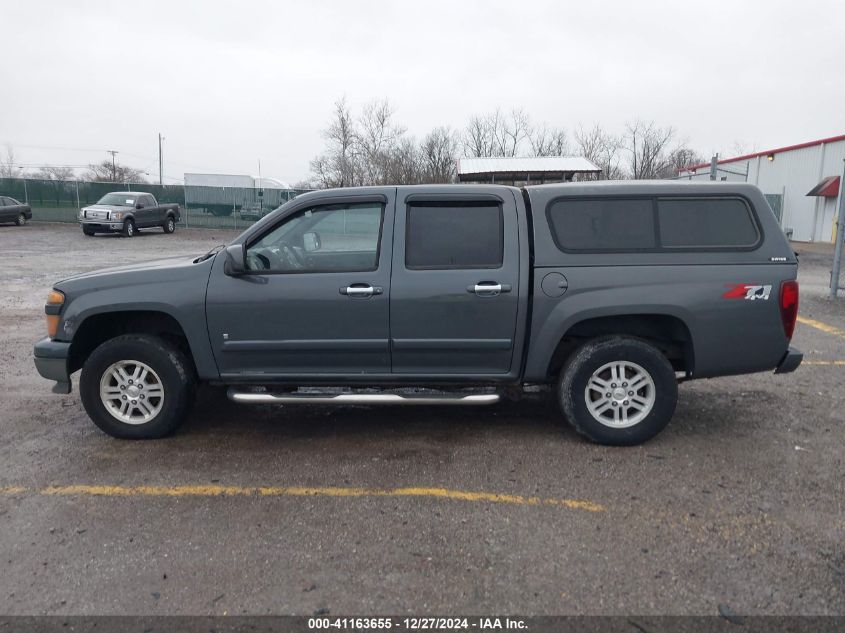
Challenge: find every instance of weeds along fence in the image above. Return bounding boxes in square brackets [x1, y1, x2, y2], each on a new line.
[0, 177, 312, 230]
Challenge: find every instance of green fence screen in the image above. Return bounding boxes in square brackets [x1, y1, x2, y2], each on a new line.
[0, 177, 312, 230]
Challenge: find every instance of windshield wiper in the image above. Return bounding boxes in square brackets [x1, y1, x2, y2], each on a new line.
[196, 244, 225, 262]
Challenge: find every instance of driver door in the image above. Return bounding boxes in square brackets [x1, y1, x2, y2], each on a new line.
[206, 192, 394, 379]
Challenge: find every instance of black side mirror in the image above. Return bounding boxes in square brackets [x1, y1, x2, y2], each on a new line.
[135, 203, 143, 209]
[224, 244, 247, 276]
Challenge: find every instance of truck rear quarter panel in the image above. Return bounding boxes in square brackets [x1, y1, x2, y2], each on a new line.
[523, 182, 797, 381]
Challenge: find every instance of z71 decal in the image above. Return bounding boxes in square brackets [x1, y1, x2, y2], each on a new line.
[722, 284, 772, 301]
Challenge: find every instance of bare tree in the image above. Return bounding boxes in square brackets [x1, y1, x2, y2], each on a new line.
[420, 126, 458, 183]
[462, 109, 532, 158]
[306, 97, 708, 186]
[528, 124, 569, 157]
[574, 125, 623, 179]
[731, 140, 758, 156]
[85, 160, 146, 183]
[382, 137, 422, 185]
[34, 165, 76, 181]
[462, 113, 497, 158]
[357, 99, 406, 185]
[309, 97, 363, 188]
[310, 97, 457, 187]
[0, 144, 17, 179]
[495, 108, 530, 157]
[623, 120, 676, 180]
[661, 147, 706, 178]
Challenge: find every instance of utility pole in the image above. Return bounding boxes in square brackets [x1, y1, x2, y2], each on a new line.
[830, 158, 845, 299]
[18, 167, 28, 202]
[106, 150, 119, 182]
[158, 133, 164, 186]
[709, 154, 719, 181]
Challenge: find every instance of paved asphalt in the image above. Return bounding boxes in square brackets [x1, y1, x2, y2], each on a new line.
[0, 223, 843, 616]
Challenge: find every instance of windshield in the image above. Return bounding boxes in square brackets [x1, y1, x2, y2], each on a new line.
[96, 193, 137, 206]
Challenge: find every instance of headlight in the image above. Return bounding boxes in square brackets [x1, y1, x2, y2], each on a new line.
[111, 211, 124, 220]
[45, 290, 65, 339]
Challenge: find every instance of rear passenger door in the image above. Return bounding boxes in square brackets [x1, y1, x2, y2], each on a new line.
[140, 195, 159, 226]
[389, 190, 521, 376]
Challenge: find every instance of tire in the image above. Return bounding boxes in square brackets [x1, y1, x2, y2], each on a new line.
[163, 215, 176, 234]
[558, 337, 678, 446]
[122, 218, 136, 237]
[80, 334, 196, 439]
[82, 226, 96, 236]
[15, 213, 26, 226]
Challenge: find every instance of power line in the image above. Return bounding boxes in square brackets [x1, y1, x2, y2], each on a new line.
[2, 143, 108, 153]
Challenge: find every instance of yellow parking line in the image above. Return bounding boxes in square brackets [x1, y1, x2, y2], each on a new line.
[3, 484, 605, 513]
[797, 316, 845, 340]
[802, 360, 845, 366]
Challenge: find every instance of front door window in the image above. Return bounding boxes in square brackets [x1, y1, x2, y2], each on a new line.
[246, 202, 383, 273]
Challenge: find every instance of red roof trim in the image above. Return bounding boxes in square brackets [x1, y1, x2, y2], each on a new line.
[678, 133, 845, 173]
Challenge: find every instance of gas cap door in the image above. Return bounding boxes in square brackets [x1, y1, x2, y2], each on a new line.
[541, 272, 568, 298]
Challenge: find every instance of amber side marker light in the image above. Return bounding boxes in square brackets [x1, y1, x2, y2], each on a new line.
[45, 290, 65, 338]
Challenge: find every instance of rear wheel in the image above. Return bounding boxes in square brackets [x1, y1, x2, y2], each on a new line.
[15, 213, 26, 226]
[122, 218, 136, 237]
[558, 337, 678, 446]
[163, 215, 176, 234]
[80, 335, 196, 439]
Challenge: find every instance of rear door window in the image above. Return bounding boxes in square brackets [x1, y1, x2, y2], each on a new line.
[657, 198, 760, 247]
[547, 198, 656, 251]
[405, 202, 503, 269]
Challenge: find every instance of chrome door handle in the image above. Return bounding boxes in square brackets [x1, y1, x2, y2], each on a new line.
[467, 282, 512, 296]
[340, 284, 383, 298]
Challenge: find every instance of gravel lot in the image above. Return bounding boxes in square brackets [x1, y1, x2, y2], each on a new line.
[0, 222, 843, 616]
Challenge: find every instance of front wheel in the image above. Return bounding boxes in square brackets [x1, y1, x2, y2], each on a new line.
[80, 335, 196, 438]
[82, 226, 96, 236]
[15, 213, 27, 226]
[162, 216, 176, 234]
[122, 218, 136, 237]
[559, 337, 678, 446]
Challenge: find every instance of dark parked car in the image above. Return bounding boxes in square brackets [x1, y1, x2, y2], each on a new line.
[35, 182, 801, 445]
[0, 196, 32, 226]
[79, 192, 180, 237]
[239, 203, 266, 222]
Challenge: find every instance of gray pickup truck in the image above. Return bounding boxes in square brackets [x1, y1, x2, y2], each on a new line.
[35, 181, 801, 445]
[79, 191, 180, 237]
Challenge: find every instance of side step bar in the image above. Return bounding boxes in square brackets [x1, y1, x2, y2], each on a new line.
[227, 389, 500, 406]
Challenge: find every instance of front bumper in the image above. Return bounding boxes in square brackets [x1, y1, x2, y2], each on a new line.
[34, 337, 72, 394]
[774, 346, 803, 374]
[79, 218, 124, 231]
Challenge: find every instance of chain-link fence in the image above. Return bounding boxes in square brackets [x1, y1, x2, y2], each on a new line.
[0, 177, 312, 230]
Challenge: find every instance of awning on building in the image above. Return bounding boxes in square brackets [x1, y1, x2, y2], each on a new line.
[806, 175, 840, 197]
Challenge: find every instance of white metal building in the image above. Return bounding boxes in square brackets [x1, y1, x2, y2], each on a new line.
[677, 134, 845, 242]
[184, 173, 292, 190]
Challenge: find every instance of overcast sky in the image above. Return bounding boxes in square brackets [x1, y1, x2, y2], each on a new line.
[2, 0, 843, 184]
